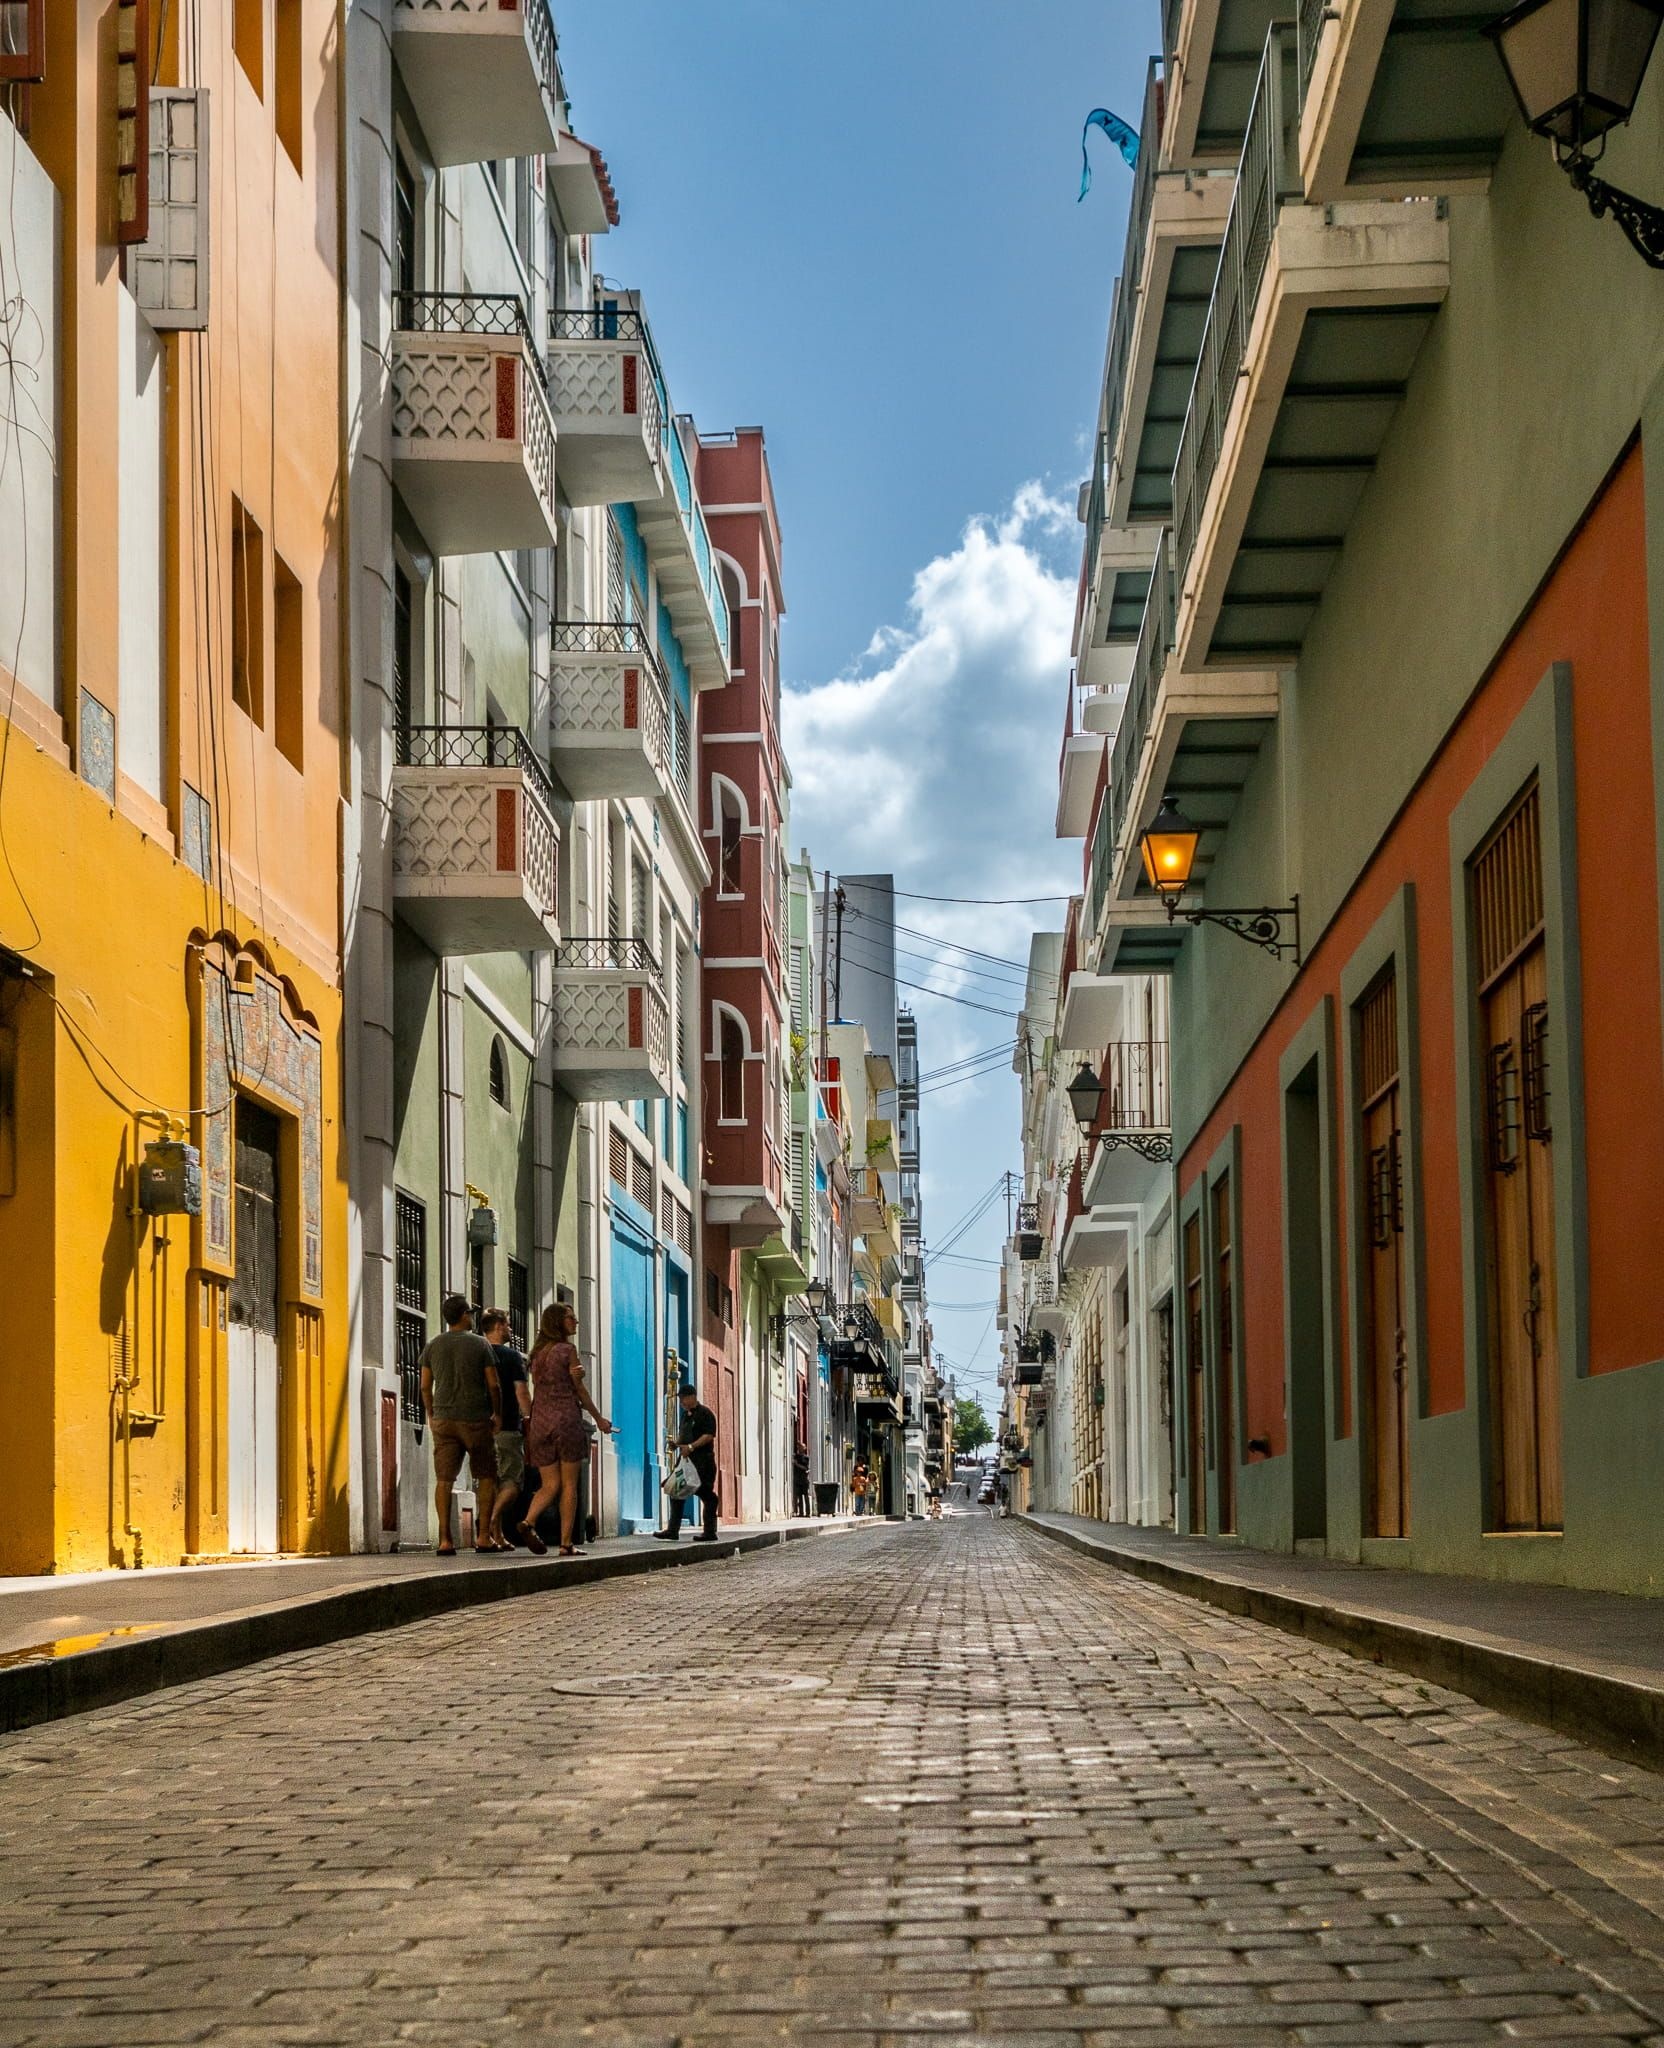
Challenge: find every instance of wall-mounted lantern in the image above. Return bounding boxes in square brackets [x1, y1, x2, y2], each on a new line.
[1139, 795, 1300, 962]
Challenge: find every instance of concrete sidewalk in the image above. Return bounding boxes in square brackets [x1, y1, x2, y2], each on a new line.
[1026, 1511, 1664, 1766]
[0, 1518, 873, 1734]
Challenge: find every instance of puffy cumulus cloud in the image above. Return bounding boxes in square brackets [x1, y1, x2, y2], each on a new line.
[783, 484, 1083, 1399]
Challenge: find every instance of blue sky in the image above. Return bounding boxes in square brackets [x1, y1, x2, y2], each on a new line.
[558, 0, 1153, 1412]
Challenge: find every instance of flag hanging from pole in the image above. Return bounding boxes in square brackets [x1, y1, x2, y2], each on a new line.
[1079, 109, 1140, 200]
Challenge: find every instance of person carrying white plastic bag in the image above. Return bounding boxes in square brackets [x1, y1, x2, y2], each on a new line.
[655, 1383, 720, 1542]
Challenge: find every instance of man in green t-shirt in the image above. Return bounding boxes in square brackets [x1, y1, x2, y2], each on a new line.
[419, 1294, 502, 1555]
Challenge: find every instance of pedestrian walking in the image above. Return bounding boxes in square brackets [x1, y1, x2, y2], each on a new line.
[851, 1459, 870, 1517]
[655, 1384, 719, 1543]
[518, 1303, 612, 1558]
[480, 1308, 531, 1550]
[419, 1294, 502, 1556]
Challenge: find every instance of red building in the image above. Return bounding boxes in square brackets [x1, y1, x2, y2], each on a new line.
[694, 429, 804, 1521]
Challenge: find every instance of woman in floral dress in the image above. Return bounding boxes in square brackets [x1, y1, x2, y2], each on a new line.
[518, 1303, 612, 1556]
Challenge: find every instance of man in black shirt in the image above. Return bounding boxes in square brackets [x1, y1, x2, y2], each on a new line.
[655, 1383, 719, 1543]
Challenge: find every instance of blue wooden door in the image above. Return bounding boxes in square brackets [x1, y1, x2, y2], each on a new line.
[610, 1219, 656, 1529]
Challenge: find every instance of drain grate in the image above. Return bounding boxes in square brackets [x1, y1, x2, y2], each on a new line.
[549, 1670, 825, 1699]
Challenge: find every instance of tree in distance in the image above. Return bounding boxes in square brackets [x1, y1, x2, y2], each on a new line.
[953, 1396, 992, 1454]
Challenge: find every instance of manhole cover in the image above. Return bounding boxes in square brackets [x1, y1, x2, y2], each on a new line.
[549, 1670, 825, 1699]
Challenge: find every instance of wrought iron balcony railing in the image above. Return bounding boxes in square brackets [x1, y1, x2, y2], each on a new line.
[1100, 1039, 1171, 1136]
[551, 618, 663, 666]
[1171, 27, 1301, 585]
[1104, 528, 1175, 894]
[396, 722, 556, 813]
[557, 936, 660, 974]
[393, 290, 549, 395]
[1297, 0, 1327, 99]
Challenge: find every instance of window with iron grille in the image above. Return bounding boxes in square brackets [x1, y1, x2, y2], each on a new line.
[394, 1188, 427, 1428]
[469, 1242, 487, 1322]
[507, 1257, 529, 1351]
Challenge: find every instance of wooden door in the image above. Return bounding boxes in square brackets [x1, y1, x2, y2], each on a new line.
[1477, 787, 1563, 1529]
[228, 1100, 282, 1554]
[1212, 1176, 1236, 1535]
[718, 1360, 740, 1516]
[1359, 974, 1409, 1538]
[1183, 1215, 1205, 1531]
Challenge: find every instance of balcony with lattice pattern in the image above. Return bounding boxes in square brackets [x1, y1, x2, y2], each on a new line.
[392, 725, 560, 956]
[547, 306, 665, 507]
[551, 939, 672, 1102]
[391, 293, 556, 557]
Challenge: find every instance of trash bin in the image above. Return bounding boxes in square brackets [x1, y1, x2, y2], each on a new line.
[813, 1480, 840, 1517]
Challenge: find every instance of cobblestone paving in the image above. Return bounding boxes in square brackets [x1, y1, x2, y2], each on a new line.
[5, 1517, 1664, 2046]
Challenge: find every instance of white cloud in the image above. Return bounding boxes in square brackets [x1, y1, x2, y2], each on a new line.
[783, 483, 1082, 1401]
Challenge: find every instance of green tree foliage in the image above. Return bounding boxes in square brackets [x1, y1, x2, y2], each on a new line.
[953, 1396, 992, 1454]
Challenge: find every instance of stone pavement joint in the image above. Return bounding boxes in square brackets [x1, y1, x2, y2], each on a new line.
[3, 1517, 1664, 2044]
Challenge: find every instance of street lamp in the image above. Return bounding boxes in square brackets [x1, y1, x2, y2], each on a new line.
[1066, 1061, 1104, 1134]
[1487, 0, 1664, 264]
[1137, 795, 1300, 961]
[803, 1277, 830, 1319]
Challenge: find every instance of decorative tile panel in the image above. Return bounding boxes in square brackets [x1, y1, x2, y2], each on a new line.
[194, 942, 325, 1303]
[79, 691, 115, 798]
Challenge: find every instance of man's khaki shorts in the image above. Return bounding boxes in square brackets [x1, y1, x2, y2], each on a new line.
[495, 1429, 526, 1490]
[430, 1417, 495, 1487]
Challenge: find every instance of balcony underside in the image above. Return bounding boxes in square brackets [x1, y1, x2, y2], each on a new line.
[754, 1232, 811, 1292]
[1061, 1207, 1126, 1273]
[636, 495, 726, 690]
[394, 878, 558, 958]
[1077, 525, 1155, 682]
[1109, 652, 1282, 904]
[705, 1187, 792, 1249]
[392, 10, 558, 169]
[394, 440, 557, 557]
[1165, 0, 1291, 166]
[1175, 202, 1449, 674]
[1056, 732, 1104, 840]
[1302, 0, 1514, 204]
[1111, 187, 1232, 528]
[1094, 899, 1188, 976]
[1084, 1141, 1169, 1210]
[1058, 972, 1123, 1053]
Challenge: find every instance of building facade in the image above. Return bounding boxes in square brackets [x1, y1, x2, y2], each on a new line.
[0, 1, 350, 1572]
[1066, 5, 1664, 1592]
[696, 425, 809, 1522]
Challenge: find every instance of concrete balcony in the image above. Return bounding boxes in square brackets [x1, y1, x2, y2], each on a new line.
[549, 622, 677, 803]
[1082, 535, 1280, 972]
[637, 414, 730, 691]
[1075, 449, 1155, 689]
[1056, 729, 1105, 841]
[1296, 0, 1515, 205]
[391, 0, 560, 168]
[546, 305, 665, 508]
[546, 130, 618, 236]
[1169, 27, 1450, 673]
[1161, 0, 1290, 168]
[1083, 1040, 1173, 1206]
[850, 1167, 887, 1238]
[550, 938, 671, 1103]
[391, 725, 560, 956]
[705, 1182, 793, 1250]
[391, 293, 556, 556]
[1030, 1265, 1071, 1339]
[1103, 59, 1236, 532]
[866, 1117, 900, 1173]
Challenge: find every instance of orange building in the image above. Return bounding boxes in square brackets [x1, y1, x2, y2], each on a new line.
[0, 0, 349, 1571]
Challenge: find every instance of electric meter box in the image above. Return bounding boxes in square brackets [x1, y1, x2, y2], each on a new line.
[138, 1140, 202, 1217]
[466, 1204, 499, 1247]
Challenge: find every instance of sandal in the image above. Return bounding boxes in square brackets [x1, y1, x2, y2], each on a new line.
[559, 1545, 585, 1558]
[436, 1543, 457, 1558]
[516, 1524, 548, 1556]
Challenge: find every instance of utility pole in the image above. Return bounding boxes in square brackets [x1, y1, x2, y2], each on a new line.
[832, 880, 846, 1024]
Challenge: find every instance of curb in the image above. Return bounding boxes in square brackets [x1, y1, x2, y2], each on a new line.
[1022, 1513, 1664, 1768]
[0, 1521, 866, 1736]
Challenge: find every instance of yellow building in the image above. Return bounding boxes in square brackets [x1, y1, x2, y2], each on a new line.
[0, 1, 348, 1572]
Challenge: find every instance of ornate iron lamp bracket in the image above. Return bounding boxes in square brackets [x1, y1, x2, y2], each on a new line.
[1098, 1130, 1174, 1165]
[1164, 894, 1301, 963]
[1565, 151, 1664, 267]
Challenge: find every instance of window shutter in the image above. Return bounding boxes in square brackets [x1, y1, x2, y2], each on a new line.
[130, 88, 208, 330]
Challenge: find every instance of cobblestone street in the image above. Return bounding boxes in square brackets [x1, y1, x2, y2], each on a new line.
[6, 1517, 1664, 2046]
